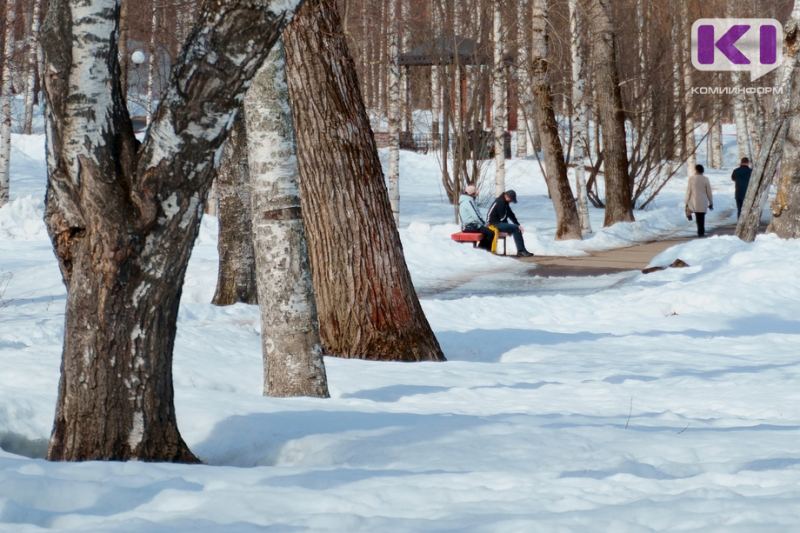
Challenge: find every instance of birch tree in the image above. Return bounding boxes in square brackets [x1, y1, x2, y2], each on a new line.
[0, 0, 16, 207]
[764, 7, 800, 239]
[244, 41, 329, 397]
[211, 114, 258, 306]
[527, 0, 581, 240]
[387, 0, 400, 226]
[492, 0, 506, 196]
[283, 0, 445, 362]
[40, 0, 304, 462]
[568, 0, 591, 234]
[23, 0, 43, 135]
[737, 4, 800, 242]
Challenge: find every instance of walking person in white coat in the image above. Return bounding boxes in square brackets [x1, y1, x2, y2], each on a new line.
[685, 164, 714, 237]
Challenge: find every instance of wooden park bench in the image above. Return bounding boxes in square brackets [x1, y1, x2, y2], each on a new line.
[451, 231, 510, 256]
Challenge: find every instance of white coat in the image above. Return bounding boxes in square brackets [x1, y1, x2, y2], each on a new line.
[685, 173, 713, 213]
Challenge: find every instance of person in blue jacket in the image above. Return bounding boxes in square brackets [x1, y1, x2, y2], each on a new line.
[458, 185, 493, 251]
[486, 190, 533, 257]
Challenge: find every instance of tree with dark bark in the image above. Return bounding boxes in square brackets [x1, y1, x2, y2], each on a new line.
[40, 0, 303, 462]
[283, 0, 445, 362]
[527, 0, 582, 241]
[212, 114, 258, 306]
[588, 0, 635, 226]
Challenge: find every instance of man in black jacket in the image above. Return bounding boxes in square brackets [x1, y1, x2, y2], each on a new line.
[732, 157, 752, 218]
[486, 190, 533, 257]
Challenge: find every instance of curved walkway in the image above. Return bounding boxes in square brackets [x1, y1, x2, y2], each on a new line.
[517, 222, 760, 277]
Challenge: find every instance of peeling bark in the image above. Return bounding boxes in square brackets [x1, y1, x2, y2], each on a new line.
[41, 0, 303, 462]
[244, 41, 328, 397]
[283, 0, 445, 362]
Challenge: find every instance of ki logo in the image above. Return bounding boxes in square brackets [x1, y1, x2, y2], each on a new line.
[691, 19, 784, 81]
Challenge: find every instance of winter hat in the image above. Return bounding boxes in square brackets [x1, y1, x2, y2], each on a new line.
[465, 185, 477, 196]
[505, 190, 518, 203]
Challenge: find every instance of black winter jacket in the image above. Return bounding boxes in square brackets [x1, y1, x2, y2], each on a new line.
[486, 195, 520, 226]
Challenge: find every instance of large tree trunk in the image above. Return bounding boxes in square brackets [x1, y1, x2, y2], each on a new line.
[41, 0, 301, 462]
[589, 0, 634, 225]
[0, 0, 16, 207]
[283, 0, 445, 362]
[212, 114, 258, 306]
[766, 11, 800, 239]
[738, 9, 800, 242]
[529, 0, 581, 240]
[244, 41, 329, 397]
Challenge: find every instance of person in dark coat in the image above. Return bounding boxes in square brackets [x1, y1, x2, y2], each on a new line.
[486, 190, 533, 257]
[731, 157, 752, 218]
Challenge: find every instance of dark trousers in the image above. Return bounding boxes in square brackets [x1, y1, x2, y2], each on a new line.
[736, 198, 744, 218]
[694, 212, 706, 237]
[465, 227, 494, 250]
[491, 222, 526, 252]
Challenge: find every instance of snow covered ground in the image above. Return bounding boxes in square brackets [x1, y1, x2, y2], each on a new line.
[2, 131, 800, 532]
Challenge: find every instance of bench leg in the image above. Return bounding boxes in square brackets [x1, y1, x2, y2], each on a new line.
[501, 236, 506, 256]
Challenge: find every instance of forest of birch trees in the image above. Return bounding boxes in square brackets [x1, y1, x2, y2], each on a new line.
[0, 0, 795, 214]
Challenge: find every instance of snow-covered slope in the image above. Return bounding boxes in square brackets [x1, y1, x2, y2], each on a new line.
[2, 133, 799, 532]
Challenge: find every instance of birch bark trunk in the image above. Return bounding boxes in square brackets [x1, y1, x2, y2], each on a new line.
[283, 0, 445, 362]
[492, 1, 506, 197]
[737, 7, 800, 242]
[766, 9, 800, 239]
[211, 113, 258, 306]
[733, 73, 752, 162]
[41, 0, 302, 462]
[529, 0, 581, 240]
[244, 41, 329, 397]
[387, 0, 400, 226]
[588, 0, 634, 225]
[23, 0, 42, 135]
[569, 0, 591, 234]
[0, 0, 16, 207]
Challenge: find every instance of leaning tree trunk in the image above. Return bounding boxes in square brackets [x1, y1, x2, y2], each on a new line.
[41, 0, 301, 462]
[738, 9, 800, 242]
[283, 0, 445, 362]
[0, 0, 17, 208]
[589, 0, 634, 225]
[766, 11, 800, 239]
[212, 113, 257, 306]
[243, 41, 329, 397]
[528, 0, 581, 240]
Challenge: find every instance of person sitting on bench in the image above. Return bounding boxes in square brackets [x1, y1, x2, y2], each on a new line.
[458, 185, 493, 251]
[486, 189, 533, 257]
